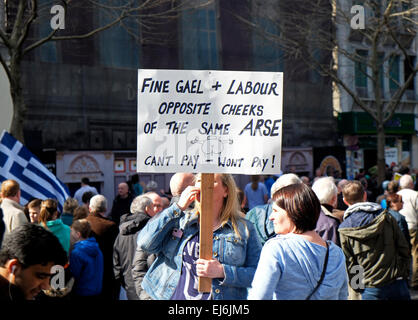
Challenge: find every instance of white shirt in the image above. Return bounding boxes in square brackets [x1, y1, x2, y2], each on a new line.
[74, 185, 98, 205]
[397, 188, 418, 231]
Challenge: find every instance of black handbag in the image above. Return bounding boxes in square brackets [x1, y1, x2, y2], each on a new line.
[306, 241, 329, 300]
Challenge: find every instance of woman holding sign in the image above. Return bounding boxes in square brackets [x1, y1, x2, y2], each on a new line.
[136, 173, 262, 300]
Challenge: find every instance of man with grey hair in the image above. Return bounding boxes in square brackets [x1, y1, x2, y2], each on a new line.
[269, 173, 302, 197]
[312, 177, 341, 245]
[113, 195, 155, 300]
[246, 173, 302, 245]
[143, 191, 164, 215]
[397, 174, 418, 289]
[86, 194, 119, 300]
[88, 194, 108, 215]
[130, 194, 164, 300]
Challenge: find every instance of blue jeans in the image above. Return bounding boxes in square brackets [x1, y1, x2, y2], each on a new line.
[361, 279, 410, 300]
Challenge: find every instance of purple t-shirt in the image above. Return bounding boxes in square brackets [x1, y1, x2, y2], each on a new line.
[171, 233, 212, 300]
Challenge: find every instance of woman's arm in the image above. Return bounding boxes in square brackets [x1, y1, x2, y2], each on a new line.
[195, 221, 262, 288]
[220, 221, 262, 288]
[247, 240, 281, 300]
[136, 203, 183, 254]
[136, 186, 199, 253]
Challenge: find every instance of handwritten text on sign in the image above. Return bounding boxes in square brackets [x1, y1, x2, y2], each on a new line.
[137, 69, 283, 174]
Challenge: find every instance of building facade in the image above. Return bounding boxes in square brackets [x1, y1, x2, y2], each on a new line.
[335, 0, 417, 179]
[2, 1, 342, 203]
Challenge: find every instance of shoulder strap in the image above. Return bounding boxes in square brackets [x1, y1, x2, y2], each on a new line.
[306, 241, 329, 300]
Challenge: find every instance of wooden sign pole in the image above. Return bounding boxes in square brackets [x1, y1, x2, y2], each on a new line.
[198, 173, 214, 293]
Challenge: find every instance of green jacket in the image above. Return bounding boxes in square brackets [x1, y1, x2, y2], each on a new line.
[46, 219, 71, 256]
[339, 210, 410, 289]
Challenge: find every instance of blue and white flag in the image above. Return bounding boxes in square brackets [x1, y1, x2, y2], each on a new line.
[0, 130, 70, 212]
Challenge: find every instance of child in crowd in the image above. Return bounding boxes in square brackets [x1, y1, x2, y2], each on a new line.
[69, 219, 104, 299]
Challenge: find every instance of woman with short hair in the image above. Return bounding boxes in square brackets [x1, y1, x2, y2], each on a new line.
[248, 183, 348, 300]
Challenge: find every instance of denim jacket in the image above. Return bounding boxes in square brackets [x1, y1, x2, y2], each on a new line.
[245, 203, 275, 246]
[137, 203, 262, 300]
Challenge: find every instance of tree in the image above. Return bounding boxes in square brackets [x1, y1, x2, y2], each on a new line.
[234, 0, 417, 183]
[0, 0, 213, 143]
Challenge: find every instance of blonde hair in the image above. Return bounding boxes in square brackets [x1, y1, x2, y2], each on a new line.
[342, 181, 364, 205]
[1, 179, 20, 198]
[194, 173, 245, 239]
[63, 197, 78, 213]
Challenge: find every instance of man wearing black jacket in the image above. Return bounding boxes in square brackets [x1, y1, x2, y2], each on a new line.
[0, 208, 5, 248]
[110, 182, 134, 226]
[113, 195, 155, 300]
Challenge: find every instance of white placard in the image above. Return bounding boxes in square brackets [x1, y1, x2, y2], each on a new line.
[385, 147, 398, 166]
[137, 69, 283, 174]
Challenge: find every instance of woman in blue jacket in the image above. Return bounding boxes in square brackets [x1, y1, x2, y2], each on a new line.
[248, 183, 348, 300]
[137, 173, 262, 300]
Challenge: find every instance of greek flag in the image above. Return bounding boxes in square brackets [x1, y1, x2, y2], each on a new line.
[0, 130, 70, 211]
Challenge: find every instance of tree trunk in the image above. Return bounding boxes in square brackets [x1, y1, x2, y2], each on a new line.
[9, 56, 26, 143]
[376, 123, 386, 185]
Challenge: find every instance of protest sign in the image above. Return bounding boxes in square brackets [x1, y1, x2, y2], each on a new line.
[137, 69, 283, 174]
[137, 69, 283, 293]
[384, 147, 398, 167]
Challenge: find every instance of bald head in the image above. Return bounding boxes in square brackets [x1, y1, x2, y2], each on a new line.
[170, 173, 195, 197]
[144, 192, 163, 215]
[117, 182, 129, 199]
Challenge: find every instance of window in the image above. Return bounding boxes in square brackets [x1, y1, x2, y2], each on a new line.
[377, 52, 384, 93]
[404, 55, 416, 90]
[181, 1, 219, 69]
[252, 17, 283, 72]
[389, 55, 400, 91]
[38, 13, 57, 63]
[404, 55, 416, 100]
[60, 5, 95, 66]
[98, 6, 139, 69]
[355, 50, 368, 96]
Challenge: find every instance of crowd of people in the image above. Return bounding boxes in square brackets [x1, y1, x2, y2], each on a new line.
[0, 166, 417, 301]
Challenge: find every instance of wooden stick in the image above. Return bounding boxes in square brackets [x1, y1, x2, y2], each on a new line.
[198, 173, 214, 293]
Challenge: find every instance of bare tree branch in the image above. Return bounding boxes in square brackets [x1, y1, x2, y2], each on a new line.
[16, 0, 38, 49]
[22, 0, 214, 55]
[384, 65, 418, 123]
[0, 51, 11, 82]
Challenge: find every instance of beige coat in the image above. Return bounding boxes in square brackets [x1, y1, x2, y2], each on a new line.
[1, 198, 28, 234]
